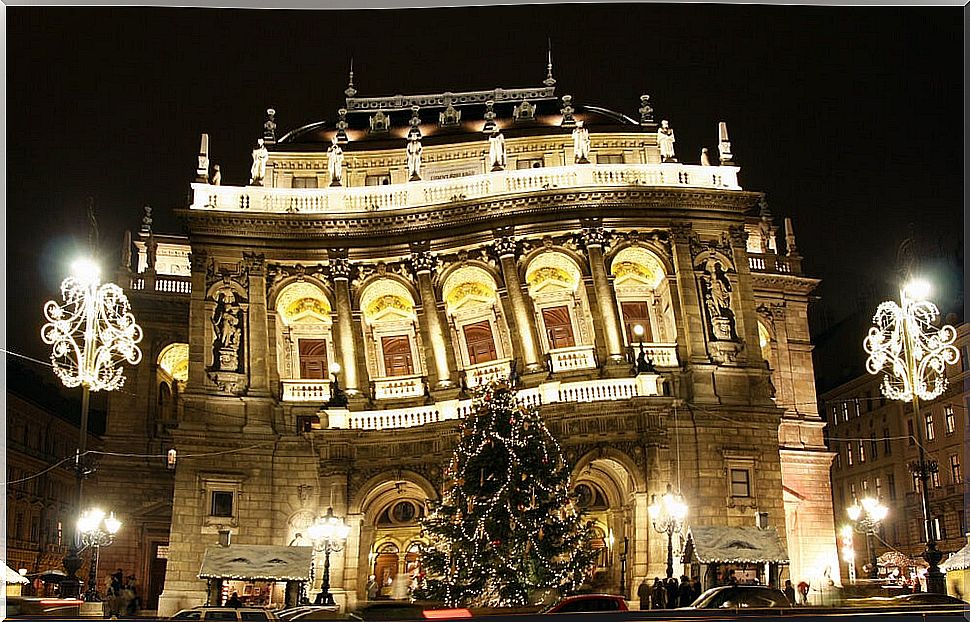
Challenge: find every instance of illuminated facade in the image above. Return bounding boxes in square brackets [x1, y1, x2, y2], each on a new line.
[90, 75, 839, 616]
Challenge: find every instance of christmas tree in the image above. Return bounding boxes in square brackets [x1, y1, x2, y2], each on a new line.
[417, 381, 596, 607]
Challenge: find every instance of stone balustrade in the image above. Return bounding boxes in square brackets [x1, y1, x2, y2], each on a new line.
[372, 374, 425, 400]
[464, 358, 513, 388]
[322, 374, 665, 431]
[748, 252, 799, 275]
[128, 274, 192, 294]
[189, 163, 741, 214]
[281, 380, 331, 402]
[549, 345, 598, 373]
[637, 343, 680, 367]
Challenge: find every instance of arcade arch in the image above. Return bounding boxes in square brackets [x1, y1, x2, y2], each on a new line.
[441, 266, 513, 386]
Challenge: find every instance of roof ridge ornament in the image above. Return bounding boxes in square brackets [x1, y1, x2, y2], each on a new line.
[263, 108, 277, 145]
[408, 106, 422, 139]
[196, 133, 210, 183]
[345, 57, 357, 98]
[543, 38, 556, 87]
[560, 95, 576, 128]
[335, 108, 349, 145]
[482, 100, 498, 133]
[718, 121, 734, 165]
[639, 94, 655, 126]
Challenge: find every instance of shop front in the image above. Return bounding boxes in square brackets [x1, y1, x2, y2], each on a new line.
[682, 526, 790, 591]
[198, 544, 312, 610]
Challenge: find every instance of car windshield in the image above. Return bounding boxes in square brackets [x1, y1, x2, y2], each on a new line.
[691, 587, 728, 608]
[172, 612, 203, 620]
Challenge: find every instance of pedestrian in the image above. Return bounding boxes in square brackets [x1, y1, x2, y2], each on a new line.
[226, 591, 242, 608]
[650, 577, 666, 609]
[665, 577, 678, 608]
[678, 575, 693, 607]
[796, 581, 809, 605]
[125, 575, 140, 615]
[691, 576, 702, 601]
[637, 578, 650, 610]
[783, 579, 795, 604]
[366, 574, 378, 600]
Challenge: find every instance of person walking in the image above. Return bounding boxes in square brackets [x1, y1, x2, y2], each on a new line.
[650, 577, 666, 609]
[783, 579, 796, 605]
[226, 591, 242, 608]
[678, 575, 693, 607]
[637, 578, 651, 610]
[665, 577, 679, 608]
[691, 576, 702, 601]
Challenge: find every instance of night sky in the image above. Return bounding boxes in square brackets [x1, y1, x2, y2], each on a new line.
[6, 5, 964, 387]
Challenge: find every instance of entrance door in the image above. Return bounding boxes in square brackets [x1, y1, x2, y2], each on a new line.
[147, 542, 168, 610]
[299, 339, 329, 379]
[463, 321, 497, 365]
[542, 306, 575, 349]
[620, 301, 653, 343]
[381, 336, 414, 377]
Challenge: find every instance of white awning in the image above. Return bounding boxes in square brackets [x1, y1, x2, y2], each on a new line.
[5, 563, 29, 584]
[684, 526, 790, 564]
[942, 545, 970, 572]
[198, 545, 313, 581]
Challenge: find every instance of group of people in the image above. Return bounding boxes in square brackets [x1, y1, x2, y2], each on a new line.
[106, 569, 140, 618]
[637, 575, 702, 609]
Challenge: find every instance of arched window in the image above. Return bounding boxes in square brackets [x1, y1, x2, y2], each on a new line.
[360, 280, 423, 382]
[524, 252, 594, 353]
[442, 266, 513, 383]
[610, 247, 678, 352]
[274, 281, 334, 382]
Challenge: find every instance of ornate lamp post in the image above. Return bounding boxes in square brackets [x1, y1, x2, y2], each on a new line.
[649, 483, 688, 579]
[77, 508, 122, 602]
[306, 506, 351, 606]
[864, 279, 959, 594]
[632, 324, 655, 374]
[327, 362, 349, 408]
[41, 258, 142, 598]
[846, 496, 888, 580]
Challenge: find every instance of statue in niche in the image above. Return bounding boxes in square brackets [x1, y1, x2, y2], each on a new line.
[212, 290, 243, 371]
[701, 257, 734, 340]
[250, 138, 269, 186]
[488, 130, 506, 171]
[572, 121, 590, 164]
[327, 136, 344, 186]
[657, 119, 677, 163]
[406, 135, 423, 181]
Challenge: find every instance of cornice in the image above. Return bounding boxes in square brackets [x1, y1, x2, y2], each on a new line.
[177, 187, 761, 248]
[750, 272, 820, 295]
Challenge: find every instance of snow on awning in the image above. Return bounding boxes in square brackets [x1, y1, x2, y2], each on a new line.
[942, 544, 970, 572]
[198, 545, 313, 581]
[684, 526, 790, 565]
[5, 563, 29, 584]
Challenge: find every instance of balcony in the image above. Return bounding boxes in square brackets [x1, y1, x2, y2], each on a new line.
[372, 374, 425, 400]
[636, 343, 679, 367]
[463, 358, 513, 389]
[129, 273, 192, 294]
[748, 252, 801, 276]
[549, 345, 598, 373]
[281, 380, 332, 402]
[189, 162, 742, 215]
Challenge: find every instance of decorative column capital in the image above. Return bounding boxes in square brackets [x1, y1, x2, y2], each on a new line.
[727, 224, 748, 248]
[670, 222, 693, 244]
[493, 236, 518, 259]
[581, 226, 610, 249]
[242, 252, 265, 276]
[329, 257, 352, 281]
[189, 249, 210, 273]
[410, 251, 437, 275]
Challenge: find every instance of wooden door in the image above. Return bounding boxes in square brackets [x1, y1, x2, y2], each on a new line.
[542, 306, 575, 349]
[298, 339, 329, 379]
[381, 336, 414, 377]
[147, 542, 168, 610]
[463, 320, 497, 365]
[620, 301, 653, 343]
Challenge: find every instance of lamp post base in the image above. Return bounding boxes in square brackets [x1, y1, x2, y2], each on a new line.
[61, 547, 84, 599]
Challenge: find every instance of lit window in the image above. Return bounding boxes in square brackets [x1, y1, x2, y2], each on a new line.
[841, 403, 849, 424]
[912, 472, 921, 493]
[870, 435, 878, 460]
[291, 176, 318, 189]
[925, 413, 936, 442]
[854, 399, 862, 418]
[849, 482, 856, 498]
[950, 455, 962, 485]
[730, 469, 751, 498]
[847, 443, 854, 466]
[931, 470, 941, 489]
[944, 405, 955, 435]
[858, 440, 866, 463]
[875, 476, 882, 499]
[516, 158, 544, 170]
[862, 479, 869, 492]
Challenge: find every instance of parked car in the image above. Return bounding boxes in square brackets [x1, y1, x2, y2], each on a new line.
[277, 604, 342, 621]
[890, 593, 968, 606]
[4, 596, 83, 617]
[542, 594, 629, 613]
[170, 607, 280, 621]
[347, 601, 429, 620]
[687, 585, 793, 609]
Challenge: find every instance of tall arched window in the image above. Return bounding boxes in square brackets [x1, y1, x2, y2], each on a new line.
[610, 247, 678, 365]
[360, 279, 424, 399]
[156, 343, 188, 426]
[442, 266, 513, 386]
[274, 281, 335, 382]
[524, 251, 596, 371]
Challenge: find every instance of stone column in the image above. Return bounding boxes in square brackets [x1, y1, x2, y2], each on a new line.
[494, 235, 543, 372]
[329, 256, 360, 393]
[669, 223, 709, 364]
[410, 249, 454, 388]
[582, 225, 626, 364]
[187, 250, 209, 391]
[244, 253, 271, 395]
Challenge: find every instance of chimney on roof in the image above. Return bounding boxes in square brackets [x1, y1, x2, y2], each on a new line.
[756, 512, 769, 529]
[218, 529, 232, 547]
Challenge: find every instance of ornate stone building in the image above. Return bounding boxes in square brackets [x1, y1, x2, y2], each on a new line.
[91, 76, 838, 616]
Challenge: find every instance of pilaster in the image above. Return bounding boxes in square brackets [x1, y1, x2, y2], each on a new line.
[494, 233, 543, 372]
[410, 247, 454, 388]
[582, 225, 626, 364]
[329, 254, 360, 393]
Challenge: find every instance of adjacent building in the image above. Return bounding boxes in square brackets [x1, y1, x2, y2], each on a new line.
[823, 323, 969, 584]
[89, 72, 840, 617]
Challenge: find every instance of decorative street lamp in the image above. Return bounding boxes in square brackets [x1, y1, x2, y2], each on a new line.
[41, 258, 142, 598]
[632, 324, 656, 374]
[846, 496, 888, 580]
[863, 279, 959, 594]
[326, 362, 349, 408]
[649, 483, 688, 579]
[77, 508, 122, 602]
[306, 506, 351, 606]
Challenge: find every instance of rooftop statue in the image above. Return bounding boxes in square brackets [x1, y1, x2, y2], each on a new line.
[328, 136, 344, 187]
[488, 131, 507, 171]
[250, 138, 269, 186]
[657, 120, 677, 163]
[406, 135, 423, 181]
[700, 147, 712, 167]
[572, 121, 590, 164]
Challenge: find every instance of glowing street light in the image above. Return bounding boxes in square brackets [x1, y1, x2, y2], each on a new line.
[863, 279, 959, 594]
[649, 483, 688, 579]
[77, 508, 122, 602]
[327, 362, 349, 408]
[632, 324, 656, 374]
[306, 506, 352, 605]
[41, 257, 142, 598]
[846, 497, 888, 580]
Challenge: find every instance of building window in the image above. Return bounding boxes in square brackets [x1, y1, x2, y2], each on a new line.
[849, 482, 856, 498]
[381, 335, 415, 377]
[847, 442, 854, 466]
[883, 429, 892, 455]
[944, 405, 955, 435]
[870, 435, 878, 461]
[56, 521, 62, 546]
[730, 469, 751, 498]
[925, 413, 936, 441]
[950, 454, 962, 485]
[542, 306, 576, 350]
[462, 321, 498, 365]
[907, 420, 915, 445]
[858, 440, 866, 463]
[365, 173, 391, 186]
[931, 470, 941, 489]
[862, 479, 869, 493]
[291, 176, 318, 189]
[598, 154, 625, 164]
[835, 449, 842, 469]
[938, 516, 948, 540]
[875, 476, 882, 499]
[516, 158, 544, 169]
[210, 491, 234, 517]
[887, 473, 896, 500]
[854, 399, 862, 418]
[912, 472, 921, 493]
[298, 339, 329, 380]
[841, 402, 849, 424]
